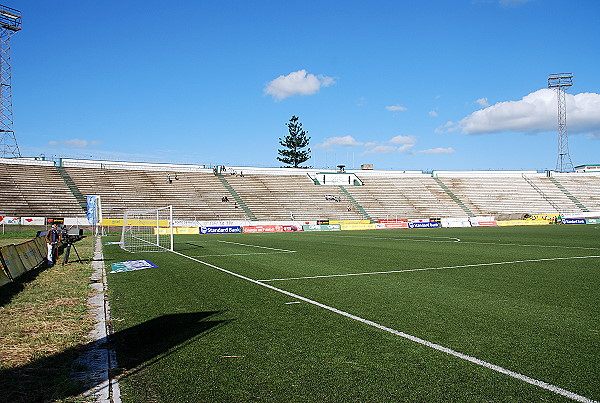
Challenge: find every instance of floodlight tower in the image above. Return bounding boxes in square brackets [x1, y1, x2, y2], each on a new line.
[548, 73, 573, 172]
[0, 4, 21, 158]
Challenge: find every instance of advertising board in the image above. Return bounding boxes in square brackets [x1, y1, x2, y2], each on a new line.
[0, 216, 19, 225]
[561, 218, 586, 225]
[497, 220, 550, 226]
[0, 264, 10, 285]
[409, 222, 440, 229]
[20, 217, 45, 226]
[384, 222, 409, 229]
[200, 226, 242, 234]
[302, 224, 341, 232]
[340, 223, 377, 231]
[243, 225, 283, 233]
[470, 220, 498, 227]
[14, 242, 42, 271]
[0, 244, 27, 279]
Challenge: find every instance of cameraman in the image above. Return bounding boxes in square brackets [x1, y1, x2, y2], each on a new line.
[45, 223, 61, 266]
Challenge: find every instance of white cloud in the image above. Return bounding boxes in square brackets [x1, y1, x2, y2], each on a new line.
[317, 133, 452, 157]
[316, 135, 363, 148]
[364, 145, 397, 154]
[429, 110, 438, 117]
[48, 140, 58, 146]
[63, 139, 89, 148]
[389, 135, 416, 146]
[385, 104, 407, 112]
[364, 135, 416, 154]
[417, 147, 455, 154]
[458, 89, 600, 135]
[475, 97, 489, 107]
[264, 69, 335, 101]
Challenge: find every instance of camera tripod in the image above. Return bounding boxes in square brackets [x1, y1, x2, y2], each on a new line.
[62, 239, 82, 265]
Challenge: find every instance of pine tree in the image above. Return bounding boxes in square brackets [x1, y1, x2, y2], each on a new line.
[277, 116, 311, 168]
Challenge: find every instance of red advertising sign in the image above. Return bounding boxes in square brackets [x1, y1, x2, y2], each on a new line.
[385, 222, 409, 229]
[243, 225, 283, 233]
[474, 221, 498, 226]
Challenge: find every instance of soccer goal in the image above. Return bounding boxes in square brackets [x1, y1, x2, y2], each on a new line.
[120, 206, 174, 253]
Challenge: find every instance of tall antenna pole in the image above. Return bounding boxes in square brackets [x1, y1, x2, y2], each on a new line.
[0, 4, 21, 158]
[548, 73, 573, 172]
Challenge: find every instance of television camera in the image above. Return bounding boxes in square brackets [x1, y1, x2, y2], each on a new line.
[60, 226, 84, 265]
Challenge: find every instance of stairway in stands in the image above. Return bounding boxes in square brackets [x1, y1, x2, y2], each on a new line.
[432, 177, 474, 217]
[339, 186, 372, 221]
[217, 174, 258, 221]
[56, 166, 87, 212]
[549, 177, 590, 212]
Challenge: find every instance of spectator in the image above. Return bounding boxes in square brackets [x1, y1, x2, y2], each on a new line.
[45, 223, 60, 266]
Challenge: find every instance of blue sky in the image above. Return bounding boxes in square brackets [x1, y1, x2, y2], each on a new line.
[8, 0, 600, 171]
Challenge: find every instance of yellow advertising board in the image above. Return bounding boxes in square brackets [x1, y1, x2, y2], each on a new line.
[340, 223, 377, 231]
[330, 219, 371, 225]
[175, 227, 200, 235]
[15, 242, 43, 271]
[100, 218, 169, 227]
[0, 244, 27, 279]
[529, 214, 559, 222]
[0, 264, 10, 285]
[496, 220, 551, 227]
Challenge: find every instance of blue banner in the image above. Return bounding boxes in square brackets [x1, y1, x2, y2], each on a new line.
[561, 218, 586, 225]
[200, 226, 242, 234]
[86, 195, 99, 225]
[409, 222, 440, 229]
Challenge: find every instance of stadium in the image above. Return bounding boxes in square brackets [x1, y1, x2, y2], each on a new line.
[1, 155, 599, 402]
[1, 2, 600, 403]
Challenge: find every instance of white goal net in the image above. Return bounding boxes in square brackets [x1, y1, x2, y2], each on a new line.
[120, 206, 174, 252]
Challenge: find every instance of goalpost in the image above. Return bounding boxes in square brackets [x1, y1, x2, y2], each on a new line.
[120, 206, 174, 252]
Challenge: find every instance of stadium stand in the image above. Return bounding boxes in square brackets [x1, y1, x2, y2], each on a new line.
[0, 158, 83, 217]
[1, 158, 599, 222]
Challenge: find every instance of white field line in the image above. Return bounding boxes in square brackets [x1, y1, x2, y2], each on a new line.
[258, 255, 600, 282]
[191, 251, 296, 258]
[170, 248, 596, 403]
[330, 235, 600, 250]
[216, 240, 296, 252]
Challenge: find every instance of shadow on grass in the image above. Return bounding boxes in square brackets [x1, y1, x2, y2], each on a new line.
[0, 262, 49, 307]
[0, 311, 228, 403]
[0, 242, 85, 306]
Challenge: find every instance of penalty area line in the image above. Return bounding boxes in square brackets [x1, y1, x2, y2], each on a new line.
[169, 248, 595, 403]
[259, 255, 600, 282]
[216, 240, 296, 252]
[191, 251, 296, 258]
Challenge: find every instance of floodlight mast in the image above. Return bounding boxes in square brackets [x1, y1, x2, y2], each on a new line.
[0, 4, 21, 158]
[548, 73, 573, 172]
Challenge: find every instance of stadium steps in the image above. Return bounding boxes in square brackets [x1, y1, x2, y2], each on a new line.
[521, 175, 563, 213]
[549, 177, 590, 212]
[55, 166, 87, 212]
[432, 177, 475, 216]
[217, 174, 258, 221]
[339, 186, 372, 221]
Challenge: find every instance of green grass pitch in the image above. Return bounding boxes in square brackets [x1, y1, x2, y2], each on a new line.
[103, 225, 599, 402]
